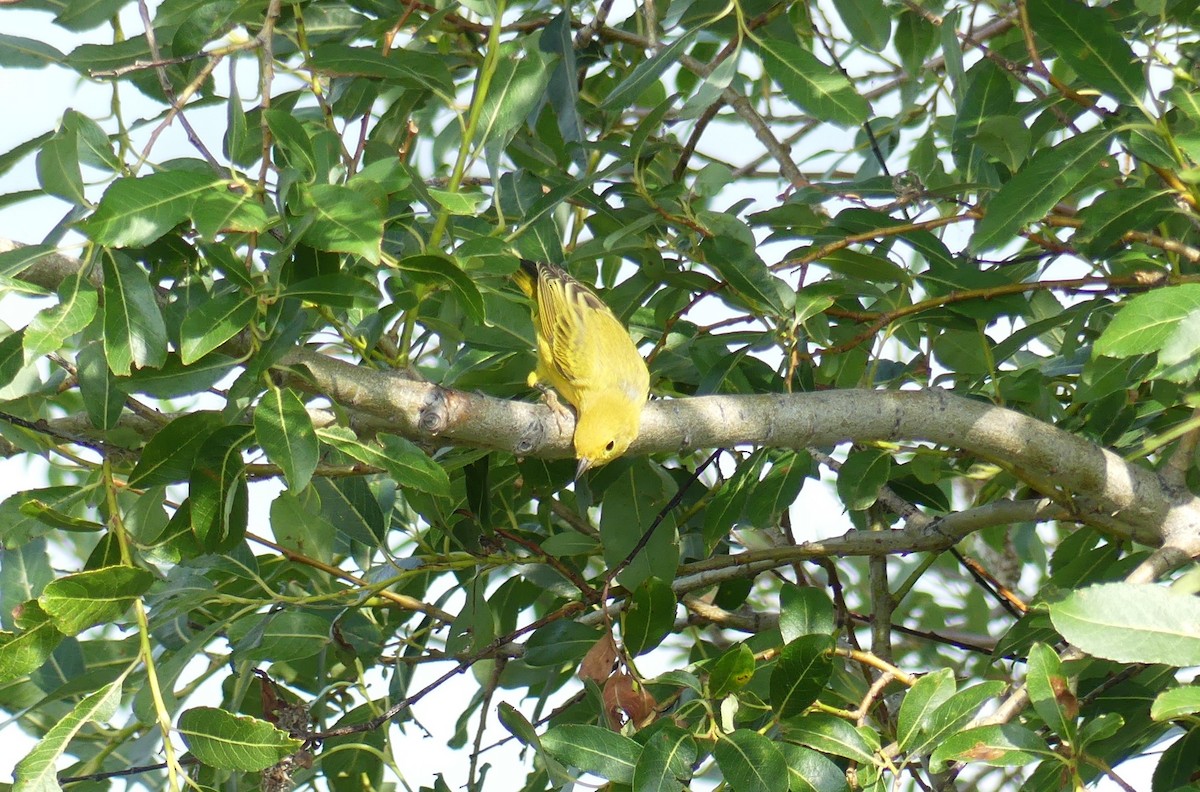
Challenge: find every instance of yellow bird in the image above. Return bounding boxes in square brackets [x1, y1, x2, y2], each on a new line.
[514, 259, 650, 475]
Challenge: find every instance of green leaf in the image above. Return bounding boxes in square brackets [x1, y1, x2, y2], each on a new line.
[497, 703, 574, 784]
[298, 183, 383, 264]
[700, 234, 789, 317]
[621, 576, 676, 656]
[541, 531, 598, 556]
[0, 328, 24, 389]
[818, 248, 911, 285]
[939, 8, 965, 101]
[189, 425, 253, 552]
[317, 428, 451, 497]
[128, 411, 226, 487]
[464, 454, 491, 538]
[24, 270, 98, 360]
[1077, 711, 1124, 746]
[264, 108, 316, 179]
[971, 129, 1113, 252]
[1152, 726, 1200, 790]
[708, 643, 756, 698]
[932, 327, 994, 376]
[307, 43, 452, 95]
[0, 486, 95, 545]
[1094, 284, 1200, 358]
[228, 610, 332, 663]
[0, 243, 57, 279]
[63, 108, 120, 171]
[13, 666, 130, 788]
[712, 729, 788, 792]
[1150, 684, 1200, 721]
[102, 254, 169, 375]
[1047, 582, 1200, 666]
[0, 606, 63, 683]
[0, 33, 65, 67]
[16, 496, 103, 533]
[1026, 642, 1077, 741]
[64, 36, 154, 76]
[1027, 0, 1142, 105]
[779, 583, 836, 642]
[601, 31, 698, 111]
[908, 681, 1007, 754]
[38, 566, 154, 636]
[1150, 311, 1200, 382]
[633, 726, 696, 792]
[1075, 188, 1174, 255]
[122, 353, 239, 399]
[180, 291, 256, 364]
[541, 724, 641, 784]
[78, 341, 125, 429]
[270, 489, 334, 564]
[192, 189, 271, 239]
[703, 452, 758, 550]
[970, 114, 1031, 173]
[37, 125, 85, 204]
[540, 11, 585, 139]
[497, 702, 540, 747]
[831, 0, 891, 52]
[780, 743, 850, 792]
[55, 0, 128, 31]
[395, 253, 486, 323]
[523, 621, 603, 667]
[177, 707, 303, 772]
[770, 634, 834, 719]
[757, 39, 868, 127]
[427, 188, 486, 216]
[836, 448, 891, 510]
[475, 54, 551, 149]
[84, 170, 214, 247]
[313, 476, 385, 544]
[0, 538, 52, 614]
[929, 724, 1048, 768]
[897, 668, 956, 751]
[599, 461, 679, 590]
[255, 387, 319, 491]
[283, 273, 379, 308]
[745, 451, 809, 529]
[952, 61, 1014, 183]
[782, 713, 879, 764]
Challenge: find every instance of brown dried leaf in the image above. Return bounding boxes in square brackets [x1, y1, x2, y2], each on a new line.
[1050, 675, 1079, 720]
[961, 742, 1006, 761]
[602, 673, 626, 729]
[579, 633, 617, 683]
[614, 672, 658, 727]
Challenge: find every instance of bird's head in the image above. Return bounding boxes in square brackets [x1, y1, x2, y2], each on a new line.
[572, 390, 644, 477]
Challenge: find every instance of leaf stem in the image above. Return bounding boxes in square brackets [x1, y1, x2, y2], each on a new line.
[429, 1, 508, 248]
[104, 460, 183, 791]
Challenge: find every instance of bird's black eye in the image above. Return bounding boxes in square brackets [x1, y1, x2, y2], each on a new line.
[606, 440, 616, 451]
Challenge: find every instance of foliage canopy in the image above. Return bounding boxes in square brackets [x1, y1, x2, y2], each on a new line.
[1, 0, 1200, 790]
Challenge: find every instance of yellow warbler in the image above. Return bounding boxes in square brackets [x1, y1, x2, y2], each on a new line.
[514, 259, 650, 475]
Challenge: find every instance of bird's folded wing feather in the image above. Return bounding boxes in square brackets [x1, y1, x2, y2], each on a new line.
[536, 265, 607, 387]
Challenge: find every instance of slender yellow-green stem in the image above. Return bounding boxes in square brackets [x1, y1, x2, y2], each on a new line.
[428, 1, 508, 248]
[891, 551, 941, 607]
[1127, 407, 1200, 460]
[104, 460, 183, 791]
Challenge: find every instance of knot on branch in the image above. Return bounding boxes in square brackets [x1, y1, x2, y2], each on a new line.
[419, 385, 453, 435]
[515, 414, 547, 456]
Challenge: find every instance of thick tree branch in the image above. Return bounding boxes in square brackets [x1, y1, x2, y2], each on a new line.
[7, 241, 1199, 552]
[281, 348, 1195, 548]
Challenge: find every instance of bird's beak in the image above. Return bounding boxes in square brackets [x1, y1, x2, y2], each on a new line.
[575, 458, 593, 481]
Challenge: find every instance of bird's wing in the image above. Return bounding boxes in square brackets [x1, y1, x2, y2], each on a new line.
[534, 262, 609, 386]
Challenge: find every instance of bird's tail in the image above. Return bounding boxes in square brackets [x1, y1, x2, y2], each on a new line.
[513, 258, 540, 298]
